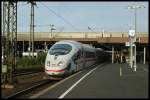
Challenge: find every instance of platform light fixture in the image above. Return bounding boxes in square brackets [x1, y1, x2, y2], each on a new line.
[127, 4, 146, 71]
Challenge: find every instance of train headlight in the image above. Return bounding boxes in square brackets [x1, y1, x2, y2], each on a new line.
[57, 61, 64, 66]
[47, 61, 50, 66]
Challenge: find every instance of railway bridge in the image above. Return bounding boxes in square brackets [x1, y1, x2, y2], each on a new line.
[14, 32, 149, 63]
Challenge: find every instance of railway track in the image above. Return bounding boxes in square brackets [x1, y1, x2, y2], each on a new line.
[3, 63, 106, 99]
[14, 71, 43, 76]
[4, 79, 52, 99]
[13, 67, 44, 76]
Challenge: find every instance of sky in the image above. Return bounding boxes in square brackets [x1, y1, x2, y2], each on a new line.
[16, 1, 148, 33]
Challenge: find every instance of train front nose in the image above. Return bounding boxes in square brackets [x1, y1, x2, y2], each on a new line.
[45, 59, 67, 76]
[45, 69, 65, 76]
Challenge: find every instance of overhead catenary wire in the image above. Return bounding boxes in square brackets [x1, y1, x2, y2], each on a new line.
[39, 2, 80, 32]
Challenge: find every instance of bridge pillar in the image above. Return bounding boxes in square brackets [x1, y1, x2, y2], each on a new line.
[112, 46, 114, 63]
[143, 47, 146, 64]
[44, 41, 48, 52]
[23, 40, 24, 52]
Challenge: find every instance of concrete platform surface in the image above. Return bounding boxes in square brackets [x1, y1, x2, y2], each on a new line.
[30, 63, 148, 99]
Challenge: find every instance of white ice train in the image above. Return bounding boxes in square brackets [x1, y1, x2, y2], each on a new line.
[45, 40, 110, 79]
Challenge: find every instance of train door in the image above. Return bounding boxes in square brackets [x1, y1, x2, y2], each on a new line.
[75, 50, 84, 71]
[81, 47, 86, 69]
[72, 50, 80, 71]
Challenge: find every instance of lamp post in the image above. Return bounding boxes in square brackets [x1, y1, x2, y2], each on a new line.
[50, 24, 55, 38]
[128, 29, 135, 68]
[128, 5, 145, 71]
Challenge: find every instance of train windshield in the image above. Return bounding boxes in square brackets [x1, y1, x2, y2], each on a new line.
[49, 44, 72, 55]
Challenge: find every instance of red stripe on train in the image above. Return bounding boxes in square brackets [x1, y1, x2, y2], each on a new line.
[45, 69, 65, 72]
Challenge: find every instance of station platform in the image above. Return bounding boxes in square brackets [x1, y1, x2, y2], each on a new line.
[30, 63, 148, 98]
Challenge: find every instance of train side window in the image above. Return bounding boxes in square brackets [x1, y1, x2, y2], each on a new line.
[86, 51, 95, 58]
[85, 51, 89, 58]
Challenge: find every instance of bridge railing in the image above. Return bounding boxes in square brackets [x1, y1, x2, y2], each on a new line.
[16, 32, 148, 41]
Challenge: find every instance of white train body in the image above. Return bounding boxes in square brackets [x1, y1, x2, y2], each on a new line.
[45, 40, 109, 79]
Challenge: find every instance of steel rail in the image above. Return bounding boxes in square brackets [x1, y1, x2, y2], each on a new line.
[4, 79, 51, 99]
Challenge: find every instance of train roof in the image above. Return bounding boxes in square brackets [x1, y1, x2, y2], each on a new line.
[55, 40, 95, 52]
[59, 40, 82, 45]
[56, 40, 82, 49]
[96, 48, 104, 51]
